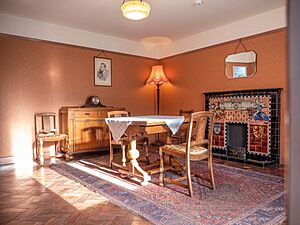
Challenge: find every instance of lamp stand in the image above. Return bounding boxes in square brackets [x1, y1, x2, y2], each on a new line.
[152, 84, 165, 146]
[156, 84, 160, 115]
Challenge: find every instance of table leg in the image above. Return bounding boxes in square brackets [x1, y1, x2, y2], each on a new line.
[121, 144, 126, 167]
[127, 139, 151, 185]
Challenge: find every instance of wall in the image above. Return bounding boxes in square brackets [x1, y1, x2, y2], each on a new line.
[160, 29, 288, 164]
[0, 29, 288, 164]
[289, 0, 300, 221]
[0, 35, 158, 159]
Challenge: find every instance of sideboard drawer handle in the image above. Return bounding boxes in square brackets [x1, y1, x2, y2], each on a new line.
[85, 113, 90, 116]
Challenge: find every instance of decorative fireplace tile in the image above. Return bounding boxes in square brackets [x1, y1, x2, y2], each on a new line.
[213, 123, 224, 147]
[249, 124, 269, 154]
[204, 89, 281, 166]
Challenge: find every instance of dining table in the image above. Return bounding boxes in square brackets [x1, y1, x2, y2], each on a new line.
[105, 115, 185, 185]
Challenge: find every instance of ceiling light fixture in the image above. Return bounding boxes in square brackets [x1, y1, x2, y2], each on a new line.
[121, 0, 151, 20]
[194, 0, 204, 6]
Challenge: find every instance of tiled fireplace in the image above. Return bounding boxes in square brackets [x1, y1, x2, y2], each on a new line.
[204, 89, 281, 166]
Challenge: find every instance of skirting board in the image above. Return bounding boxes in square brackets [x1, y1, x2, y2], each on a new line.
[0, 156, 14, 165]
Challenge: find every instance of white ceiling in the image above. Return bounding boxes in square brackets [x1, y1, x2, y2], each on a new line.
[0, 0, 286, 43]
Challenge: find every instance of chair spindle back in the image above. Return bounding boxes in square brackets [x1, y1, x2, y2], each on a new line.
[186, 111, 214, 157]
[34, 112, 57, 135]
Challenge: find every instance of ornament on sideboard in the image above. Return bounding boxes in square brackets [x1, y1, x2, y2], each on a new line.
[84, 96, 106, 107]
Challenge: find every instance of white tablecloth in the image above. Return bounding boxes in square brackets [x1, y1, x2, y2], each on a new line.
[105, 115, 185, 142]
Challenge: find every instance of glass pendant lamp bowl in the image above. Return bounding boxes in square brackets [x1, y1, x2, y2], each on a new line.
[121, 0, 151, 20]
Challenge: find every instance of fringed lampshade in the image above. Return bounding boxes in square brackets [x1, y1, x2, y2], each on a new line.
[146, 65, 169, 85]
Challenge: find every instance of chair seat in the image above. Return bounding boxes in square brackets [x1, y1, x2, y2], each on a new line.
[162, 142, 208, 156]
[38, 134, 68, 142]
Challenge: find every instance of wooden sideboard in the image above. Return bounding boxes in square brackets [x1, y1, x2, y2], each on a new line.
[59, 106, 124, 158]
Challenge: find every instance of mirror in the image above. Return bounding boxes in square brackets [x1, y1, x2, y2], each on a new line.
[225, 51, 257, 79]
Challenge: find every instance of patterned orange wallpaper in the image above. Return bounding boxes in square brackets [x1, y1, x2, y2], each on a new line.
[0, 35, 158, 157]
[0, 30, 288, 164]
[160, 29, 288, 163]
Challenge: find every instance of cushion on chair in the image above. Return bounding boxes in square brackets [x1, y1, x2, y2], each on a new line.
[162, 143, 208, 155]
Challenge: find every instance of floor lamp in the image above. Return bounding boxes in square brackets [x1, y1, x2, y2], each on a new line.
[146, 65, 169, 144]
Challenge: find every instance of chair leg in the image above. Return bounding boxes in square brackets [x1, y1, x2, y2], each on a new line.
[159, 148, 164, 187]
[168, 155, 172, 166]
[35, 139, 39, 161]
[208, 156, 216, 190]
[59, 140, 63, 154]
[144, 141, 150, 165]
[109, 142, 113, 168]
[186, 159, 193, 197]
[66, 138, 69, 153]
[39, 139, 44, 166]
[178, 136, 182, 144]
[54, 142, 57, 157]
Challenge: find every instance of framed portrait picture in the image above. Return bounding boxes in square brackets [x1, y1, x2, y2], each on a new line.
[94, 57, 112, 86]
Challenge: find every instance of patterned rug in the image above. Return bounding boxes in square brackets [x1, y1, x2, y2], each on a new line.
[50, 159, 286, 225]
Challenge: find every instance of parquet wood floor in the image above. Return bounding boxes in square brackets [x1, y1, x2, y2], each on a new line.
[0, 163, 151, 225]
[0, 148, 285, 225]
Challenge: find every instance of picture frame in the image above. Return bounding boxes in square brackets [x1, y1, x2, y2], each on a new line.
[94, 57, 112, 86]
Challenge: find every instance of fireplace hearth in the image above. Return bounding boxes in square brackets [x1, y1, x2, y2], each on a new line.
[227, 145, 247, 160]
[204, 88, 281, 166]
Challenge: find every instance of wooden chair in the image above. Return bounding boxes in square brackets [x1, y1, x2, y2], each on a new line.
[179, 109, 194, 117]
[159, 111, 215, 197]
[171, 109, 194, 144]
[34, 112, 68, 166]
[107, 111, 149, 168]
